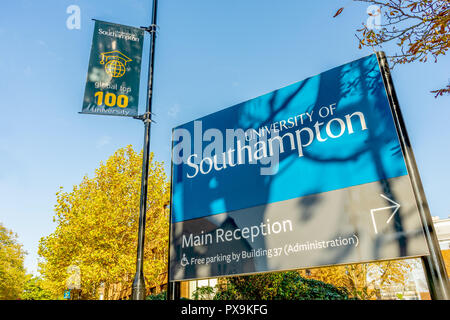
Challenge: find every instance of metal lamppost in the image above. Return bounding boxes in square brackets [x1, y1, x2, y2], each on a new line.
[131, 0, 159, 300]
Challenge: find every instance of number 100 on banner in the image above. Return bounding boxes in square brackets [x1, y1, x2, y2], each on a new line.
[80, 20, 144, 117]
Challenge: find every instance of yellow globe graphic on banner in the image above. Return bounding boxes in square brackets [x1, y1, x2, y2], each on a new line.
[100, 50, 132, 78]
[105, 60, 126, 78]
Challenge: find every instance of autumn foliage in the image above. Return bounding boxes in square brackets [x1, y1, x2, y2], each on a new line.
[38, 146, 170, 299]
[0, 223, 27, 299]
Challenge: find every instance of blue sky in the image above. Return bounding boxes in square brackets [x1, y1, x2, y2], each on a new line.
[0, 0, 449, 275]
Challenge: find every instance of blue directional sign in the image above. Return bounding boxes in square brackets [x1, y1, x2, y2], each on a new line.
[169, 53, 429, 281]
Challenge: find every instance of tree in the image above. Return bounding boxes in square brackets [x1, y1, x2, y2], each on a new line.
[21, 275, 54, 300]
[335, 0, 449, 97]
[207, 271, 354, 300]
[38, 146, 170, 299]
[0, 222, 27, 300]
[299, 260, 413, 300]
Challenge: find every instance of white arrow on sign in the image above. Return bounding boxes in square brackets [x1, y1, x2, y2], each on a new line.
[370, 194, 401, 234]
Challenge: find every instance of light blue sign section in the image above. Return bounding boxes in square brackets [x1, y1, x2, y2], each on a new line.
[172, 54, 407, 223]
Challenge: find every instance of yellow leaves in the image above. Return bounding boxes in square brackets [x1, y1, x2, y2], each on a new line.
[333, 7, 344, 18]
[39, 145, 170, 299]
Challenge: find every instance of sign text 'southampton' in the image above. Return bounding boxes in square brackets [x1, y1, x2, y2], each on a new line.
[169, 54, 429, 281]
[81, 20, 144, 117]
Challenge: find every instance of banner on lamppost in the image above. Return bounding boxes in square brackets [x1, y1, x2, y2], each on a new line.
[80, 20, 144, 117]
[169, 54, 429, 281]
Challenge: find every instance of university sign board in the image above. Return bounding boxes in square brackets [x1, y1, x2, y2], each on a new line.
[169, 53, 429, 281]
[80, 20, 144, 117]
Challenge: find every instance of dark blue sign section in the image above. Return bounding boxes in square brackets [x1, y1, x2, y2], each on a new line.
[81, 20, 144, 117]
[170, 175, 428, 281]
[171, 54, 407, 224]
